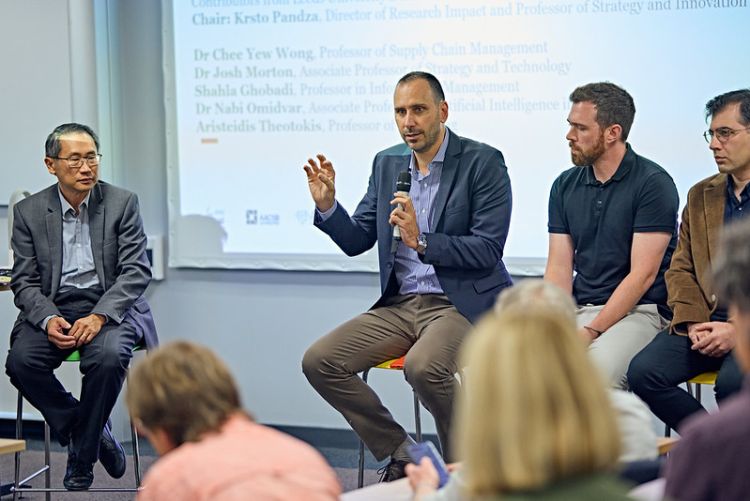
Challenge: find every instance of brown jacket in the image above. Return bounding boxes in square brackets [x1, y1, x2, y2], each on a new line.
[665, 173, 727, 333]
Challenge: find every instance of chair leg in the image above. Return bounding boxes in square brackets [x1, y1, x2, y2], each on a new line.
[44, 422, 51, 501]
[356, 367, 424, 486]
[13, 393, 22, 501]
[357, 369, 370, 489]
[11, 361, 146, 495]
[13, 392, 52, 500]
[665, 381, 700, 437]
[413, 391, 422, 443]
[131, 413, 142, 487]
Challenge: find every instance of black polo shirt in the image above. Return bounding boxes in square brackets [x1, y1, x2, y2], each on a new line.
[548, 145, 679, 316]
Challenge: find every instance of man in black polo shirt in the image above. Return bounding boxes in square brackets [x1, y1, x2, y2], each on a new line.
[628, 89, 749, 431]
[545, 82, 679, 388]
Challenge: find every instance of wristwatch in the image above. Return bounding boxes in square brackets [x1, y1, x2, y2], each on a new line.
[416, 233, 428, 255]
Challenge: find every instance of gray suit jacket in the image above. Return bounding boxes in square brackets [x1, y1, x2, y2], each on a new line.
[10, 181, 158, 348]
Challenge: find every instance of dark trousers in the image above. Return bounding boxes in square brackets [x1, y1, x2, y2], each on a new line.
[627, 329, 743, 431]
[5, 289, 141, 464]
[302, 294, 471, 462]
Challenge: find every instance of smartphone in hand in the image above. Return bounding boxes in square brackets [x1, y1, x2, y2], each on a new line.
[408, 441, 450, 488]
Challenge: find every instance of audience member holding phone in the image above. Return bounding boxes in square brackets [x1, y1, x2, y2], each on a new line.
[406, 280, 631, 500]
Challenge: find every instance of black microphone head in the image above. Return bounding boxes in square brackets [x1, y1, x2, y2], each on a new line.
[396, 171, 411, 192]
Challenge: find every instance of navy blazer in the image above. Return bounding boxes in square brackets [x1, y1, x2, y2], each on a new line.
[11, 182, 158, 349]
[316, 129, 512, 323]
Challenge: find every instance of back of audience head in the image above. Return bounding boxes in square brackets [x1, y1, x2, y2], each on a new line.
[713, 219, 750, 371]
[456, 280, 620, 496]
[126, 341, 247, 455]
[494, 278, 577, 325]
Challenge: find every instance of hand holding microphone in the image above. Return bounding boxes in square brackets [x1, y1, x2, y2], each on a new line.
[390, 171, 422, 250]
[392, 171, 412, 241]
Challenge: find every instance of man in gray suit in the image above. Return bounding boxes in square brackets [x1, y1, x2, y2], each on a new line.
[5, 123, 157, 490]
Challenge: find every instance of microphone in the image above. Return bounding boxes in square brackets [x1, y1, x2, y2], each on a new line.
[393, 170, 411, 241]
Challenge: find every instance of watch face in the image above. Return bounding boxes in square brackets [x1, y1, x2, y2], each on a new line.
[417, 234, 427, 252]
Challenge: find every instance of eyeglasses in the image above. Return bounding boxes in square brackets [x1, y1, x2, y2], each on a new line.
[51, 153, 102, 170]
[703, 127, 750, 144]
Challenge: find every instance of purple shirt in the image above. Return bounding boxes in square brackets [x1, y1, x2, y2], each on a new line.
[664, 374, 750, 501]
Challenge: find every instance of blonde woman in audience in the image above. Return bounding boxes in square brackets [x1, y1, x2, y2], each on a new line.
[127, 341, 340, 501]
[407, 280, 631, 499]
[497, 281, 658, 465]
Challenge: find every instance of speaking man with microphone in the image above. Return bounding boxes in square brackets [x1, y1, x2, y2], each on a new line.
[302, 71, 512, 481]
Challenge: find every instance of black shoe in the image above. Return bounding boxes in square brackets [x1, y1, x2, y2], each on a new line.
[377, 459, 409, 482]
[99, 420, 127, 479]
[64, 450, 94, 491]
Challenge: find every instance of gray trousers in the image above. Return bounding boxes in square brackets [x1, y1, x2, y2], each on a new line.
[302, 294, 471, 462]
[577, 303, 667, 389]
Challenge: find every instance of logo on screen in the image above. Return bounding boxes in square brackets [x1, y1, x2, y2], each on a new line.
[259, 214, 280, 225]
[245, 210, 258, 225]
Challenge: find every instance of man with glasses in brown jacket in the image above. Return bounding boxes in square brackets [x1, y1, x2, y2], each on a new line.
[628, 89, 750, 432]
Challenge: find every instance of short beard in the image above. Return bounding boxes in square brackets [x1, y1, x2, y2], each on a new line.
[571, 133, 605, 166]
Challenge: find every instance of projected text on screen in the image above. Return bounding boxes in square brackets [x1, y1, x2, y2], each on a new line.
[166, 0, 749, 272]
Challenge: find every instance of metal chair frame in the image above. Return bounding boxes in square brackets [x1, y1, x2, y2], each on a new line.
[12, 350, 145, 499]
[664, 371, 718, 437]
[356, 357, 422, 489]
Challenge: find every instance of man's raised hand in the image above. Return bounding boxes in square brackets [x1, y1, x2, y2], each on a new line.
[304, 154, 336, 212]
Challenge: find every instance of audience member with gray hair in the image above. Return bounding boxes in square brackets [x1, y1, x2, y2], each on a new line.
[405, 280, 655, 500]
[496, 280, 657, 463]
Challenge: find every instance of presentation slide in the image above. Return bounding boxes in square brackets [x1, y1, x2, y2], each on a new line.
[165, 0, 749, 272]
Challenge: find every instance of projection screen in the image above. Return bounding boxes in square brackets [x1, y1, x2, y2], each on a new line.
[163, 0, 749, 273]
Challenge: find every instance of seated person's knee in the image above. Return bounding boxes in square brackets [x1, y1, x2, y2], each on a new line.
[626, 354, 649, 393]
[301, 343, 327, 378]
[4, 346, 40, 383]
[403, 357, 440, 391]
[83, 344, 130, 374]
[5, 348, 24, 381]
[715, 368, 743, 402]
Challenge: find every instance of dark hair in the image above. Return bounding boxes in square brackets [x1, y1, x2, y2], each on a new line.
[45, 123, 100, 158]
[569, 82, 635, 141]
[705, 89, 750, 126]
[713, 219, 750, 314]
[397, 71, 445, 103]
